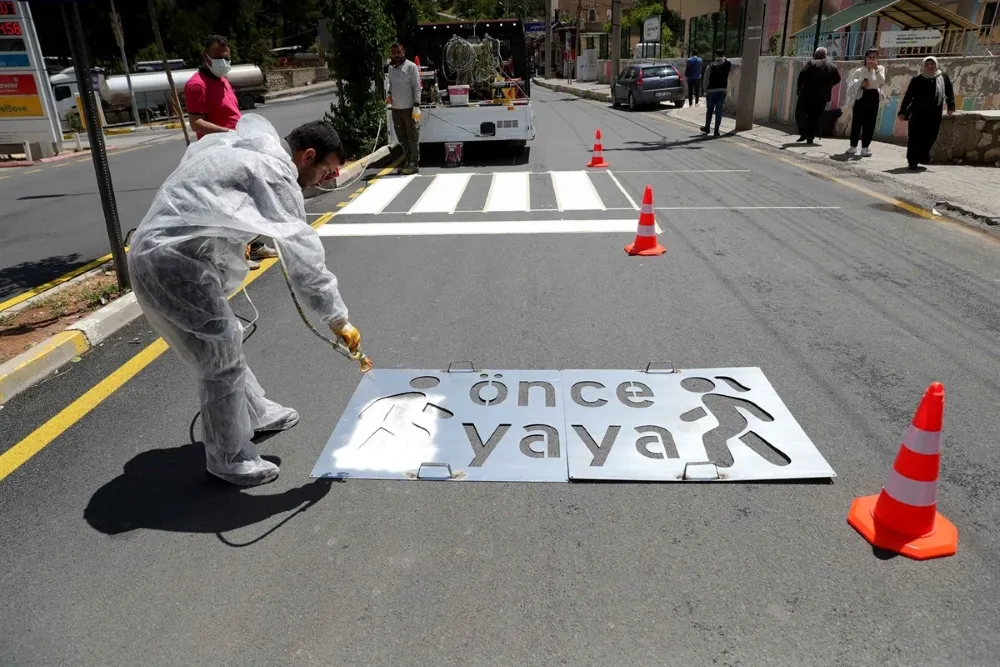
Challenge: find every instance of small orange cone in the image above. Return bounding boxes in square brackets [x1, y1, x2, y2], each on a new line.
[847, 382, 958, 560]
[587, 129, 609, 168]
[625, 186, 666, 256]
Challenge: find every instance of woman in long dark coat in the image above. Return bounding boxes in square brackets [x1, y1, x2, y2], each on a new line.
[898, 56, 956, 170]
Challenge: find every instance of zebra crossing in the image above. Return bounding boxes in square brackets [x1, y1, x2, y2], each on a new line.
[335, 170, 638, 217]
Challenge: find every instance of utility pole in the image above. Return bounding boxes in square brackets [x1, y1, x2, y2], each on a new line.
[146, 0, 190, 145]
[545, 0, 552, 78]
[61, 2, 129, 290]
[813, 0, 824, 53]
[109, 0, 141, 127]
[780, 0, 791, 56]
[734, 0, 764, 132]
[611, 0, 621, 86]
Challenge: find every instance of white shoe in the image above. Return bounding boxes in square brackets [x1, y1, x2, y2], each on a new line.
[254, 407, 300, 433]
[206, 442, 279, 487]
[860, 147, 872, 157]
[845, 146, 857, 155]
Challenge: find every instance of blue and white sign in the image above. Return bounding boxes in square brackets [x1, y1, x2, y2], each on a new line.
[525, 22, 545, 33]
[0, 53, 30, 68]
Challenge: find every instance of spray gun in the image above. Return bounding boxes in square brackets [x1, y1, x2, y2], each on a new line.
[274, 244, 375, 376]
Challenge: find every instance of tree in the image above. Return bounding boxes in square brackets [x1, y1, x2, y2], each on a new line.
[324, 0, 394, 157]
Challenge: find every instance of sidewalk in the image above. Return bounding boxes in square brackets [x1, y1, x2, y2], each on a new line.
[533, 77, 1000, 227]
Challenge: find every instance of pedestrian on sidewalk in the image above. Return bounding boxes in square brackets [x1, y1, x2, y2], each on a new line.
[899, 56, 955, 171]
[844, 48, 885, 157]
[184, 34, 278, 270]
[387, 42, 422, 175]
[129, 117, 360, 487]
[795, 47, 841, 145]
[700, 50, 731, 137]
[685, 52, 703, 106]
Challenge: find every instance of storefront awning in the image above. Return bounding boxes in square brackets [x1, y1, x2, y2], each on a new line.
[791, 0, 977, 38]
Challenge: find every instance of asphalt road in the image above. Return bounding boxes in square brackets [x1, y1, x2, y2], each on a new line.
[1, 86, 998, 666]
[0, 94, 337, 301]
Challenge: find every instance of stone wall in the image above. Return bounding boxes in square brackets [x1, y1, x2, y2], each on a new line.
[265, 67, 330, 92]
[930, 111, 1000, 165]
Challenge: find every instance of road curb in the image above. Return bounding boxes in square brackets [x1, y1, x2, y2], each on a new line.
[0, 331, 89, 403]
[532, 78, 610, 103]
[0, 293, 143, 404]
[303, 144, 393, 199]
[264, 82, 338, 103]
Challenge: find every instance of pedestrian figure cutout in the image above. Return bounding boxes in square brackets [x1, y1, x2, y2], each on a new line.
[334, 376, 453, 473]
[680, 377, 790, 468]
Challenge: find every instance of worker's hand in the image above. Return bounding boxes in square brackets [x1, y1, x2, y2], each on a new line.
[862, 79, 869, 89]
[412, 108, 422, 122]
[331, 322, 361, 354]
[947, 109, 954, 117]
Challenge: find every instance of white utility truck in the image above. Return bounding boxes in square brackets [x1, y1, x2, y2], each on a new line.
[387, 18, 536, 162]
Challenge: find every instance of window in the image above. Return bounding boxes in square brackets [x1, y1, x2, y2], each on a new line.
[982, 2, 998, 36]
[641, 66, 676, 78]
[588, 9, 597, 22]
[54, 85, 72, 102]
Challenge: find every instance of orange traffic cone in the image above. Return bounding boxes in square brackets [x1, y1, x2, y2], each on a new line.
[847, 382, 958, 560]
[624, 186, 666, 256]
[587, 129, 609, 168]
[414, 55, 421, 68]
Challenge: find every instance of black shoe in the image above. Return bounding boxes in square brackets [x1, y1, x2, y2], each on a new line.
[700, 126, 709, 134]
[714, 129, 721, 137]
[796, 136, 806, 142]
[805, 139, 815, 145]
[908, 163, 920, 170]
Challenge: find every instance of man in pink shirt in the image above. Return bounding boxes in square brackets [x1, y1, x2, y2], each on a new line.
[185, 35, 276, 267]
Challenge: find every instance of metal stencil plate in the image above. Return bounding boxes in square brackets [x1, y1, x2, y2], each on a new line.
[310, 370, 568, 482]
[562, 368, 835, 481]
[311, 368, 836, 482]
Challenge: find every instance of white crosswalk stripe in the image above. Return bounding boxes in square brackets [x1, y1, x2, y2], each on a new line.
[408, 173, 472, 214]
[552, 171, 605, 211]
[336, 171, 626, 216]
[484, 172, 531, 212]
[338, 174, 416, 215]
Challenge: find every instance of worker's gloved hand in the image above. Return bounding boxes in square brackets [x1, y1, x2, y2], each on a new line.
[412, 108, 422, 122]
[330, 322, 361, 354]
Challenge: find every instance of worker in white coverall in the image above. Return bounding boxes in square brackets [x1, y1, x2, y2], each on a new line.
[129, 115, 359, 487]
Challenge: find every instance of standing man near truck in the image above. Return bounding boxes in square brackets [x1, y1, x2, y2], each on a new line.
[185, 34, 277, 269]
[387, 42, 421, 175]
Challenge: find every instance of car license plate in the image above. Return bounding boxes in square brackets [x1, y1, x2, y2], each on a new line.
[655, 92, 667, 97]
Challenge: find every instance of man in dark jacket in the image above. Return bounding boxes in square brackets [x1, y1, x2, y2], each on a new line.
[796, 47, 841, 144]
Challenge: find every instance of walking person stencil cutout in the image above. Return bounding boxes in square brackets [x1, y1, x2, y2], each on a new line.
[679, 377, 790, 468]
[335, 376, 454, 473]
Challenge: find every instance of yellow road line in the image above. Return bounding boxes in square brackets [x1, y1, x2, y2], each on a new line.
[0, 254, 114, 313]
[25, 168, 41, 174]
[0, 156, 400, 484]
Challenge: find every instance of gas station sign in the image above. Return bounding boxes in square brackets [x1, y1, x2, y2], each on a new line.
[0, 1, 61, 147]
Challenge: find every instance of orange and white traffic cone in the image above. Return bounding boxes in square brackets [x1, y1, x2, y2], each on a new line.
[847, 382, 958, 560]
[587, 129, 609, 168]
[625, 185, 666, 256]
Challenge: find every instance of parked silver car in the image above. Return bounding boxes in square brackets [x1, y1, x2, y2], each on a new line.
[611, 64, 687, 110]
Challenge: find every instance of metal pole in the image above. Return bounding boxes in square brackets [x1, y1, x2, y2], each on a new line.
[735, 0, 764, 131]
[146, 0, 190, 145]
[545, 0, 552, 78]
[611, 0, 621, 84]
[813, 0, 824, 53]
[780, 0, 791, 56]
[63, 3, 129, 290]
[109, 0, 141, 127]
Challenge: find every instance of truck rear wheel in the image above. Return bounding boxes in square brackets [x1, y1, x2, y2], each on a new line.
[239, 92, 257, 110]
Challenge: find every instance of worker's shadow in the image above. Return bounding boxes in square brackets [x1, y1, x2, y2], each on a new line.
[84, 442, 334, 546]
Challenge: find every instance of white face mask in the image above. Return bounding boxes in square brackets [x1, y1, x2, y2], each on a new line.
[210, 58, 232, 78]
[715, 57, 724, 64]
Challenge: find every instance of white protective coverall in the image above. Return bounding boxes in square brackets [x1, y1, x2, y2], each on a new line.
[128, 114, 348, 486]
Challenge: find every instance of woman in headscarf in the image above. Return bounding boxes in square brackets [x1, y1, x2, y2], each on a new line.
[898, 56, 955, 170]
[844, 48, 886, 157]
